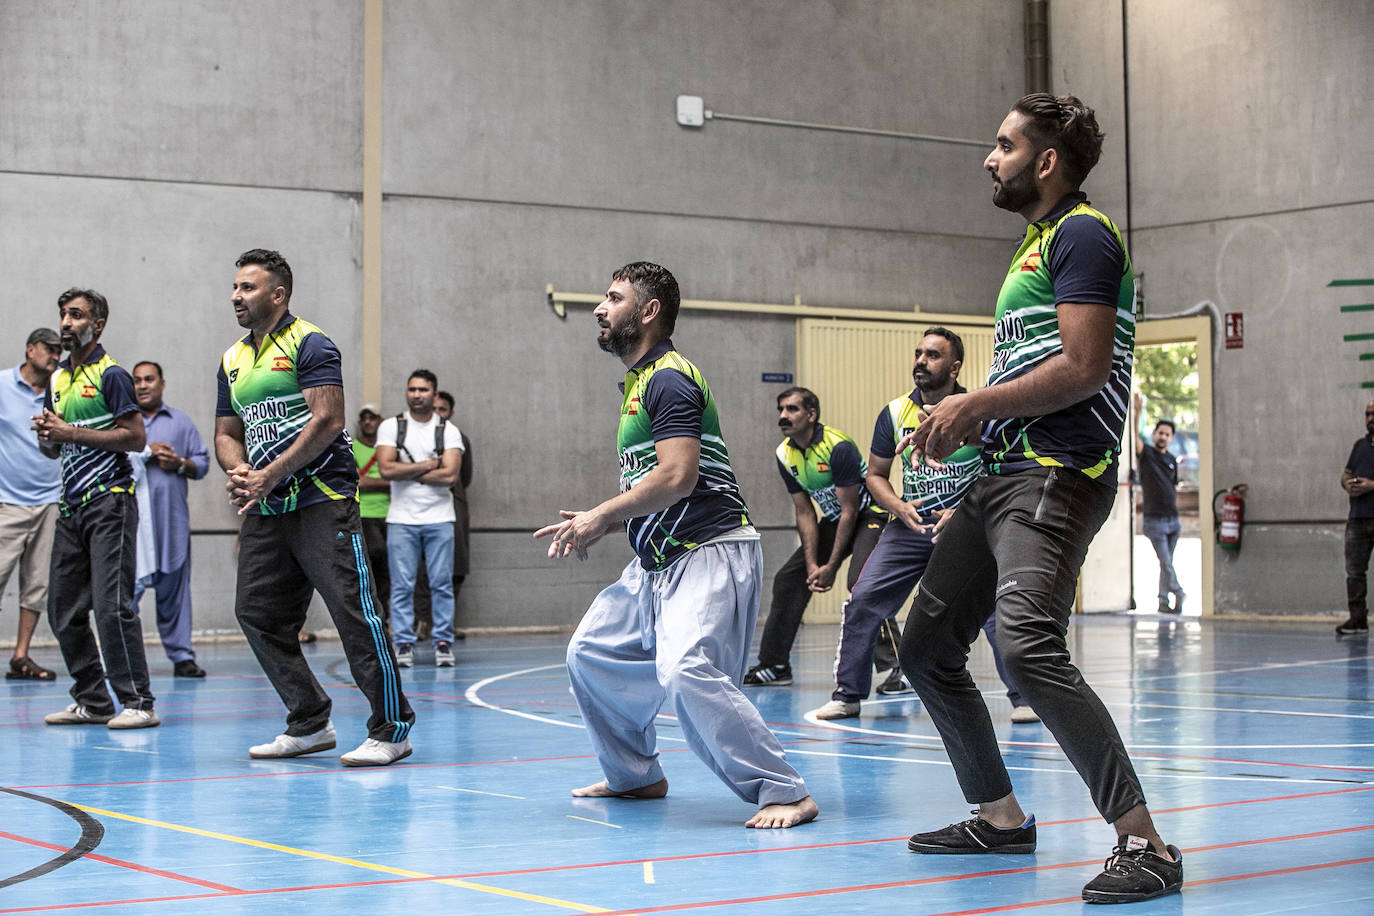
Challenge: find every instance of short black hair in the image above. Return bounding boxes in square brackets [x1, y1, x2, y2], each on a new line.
[1011, 93, 1104, 187]
[408, 368, 438, 390]
[57, 287, 109, 323]
[776, 386, 820, 422]
[436, 390, 455, 409]
[921, 326, 964, 364]
[1154, 419, 1176, 434]
[235, 248, 293, 302]
[612, 261, 681, 338]
[133, 360, 164, 379]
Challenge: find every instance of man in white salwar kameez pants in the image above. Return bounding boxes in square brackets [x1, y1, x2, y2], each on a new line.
[537, 262, 817, 829]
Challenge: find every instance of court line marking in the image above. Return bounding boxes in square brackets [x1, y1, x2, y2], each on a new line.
[643, 861, 654, 884]
[89, 747, 160, 756]
[65, 802, 610, 913]
[466, 664, 1374, 765]
[11, 796, 1368, 911]
[0, 830, 237, 893]
[541, 825, 1374, 915]
[435, 785, 526, 799]
[800, 709, 1374, 751]
[568, 815, 622, 829]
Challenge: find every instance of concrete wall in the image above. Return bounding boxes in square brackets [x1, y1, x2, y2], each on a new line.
[1, 1, 1024, 640]
[1118, 0, 1373, 614]
[5, 0, 1362, 640]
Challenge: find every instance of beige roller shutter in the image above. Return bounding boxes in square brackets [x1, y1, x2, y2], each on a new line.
[793, 318, 994, 622]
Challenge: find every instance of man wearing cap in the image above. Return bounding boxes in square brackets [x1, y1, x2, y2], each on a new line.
[129, 361, 211, 677]
[353, 402, 391, 621]
[0, 329, 63, 681]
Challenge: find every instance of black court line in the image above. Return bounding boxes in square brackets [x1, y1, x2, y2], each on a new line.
[0, 787, 104, 888]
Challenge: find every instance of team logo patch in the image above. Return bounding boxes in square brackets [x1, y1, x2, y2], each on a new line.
[228, 369, 239, 383]
[627, 396, 640, 415]
[1020, 251, 1042, 273]
[80, 384, 97, 398]
[271, 356, 293, 372]
[817, 462, 829, 473]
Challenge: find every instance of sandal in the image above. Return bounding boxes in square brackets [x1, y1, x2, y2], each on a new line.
[6, 656, 56, 680]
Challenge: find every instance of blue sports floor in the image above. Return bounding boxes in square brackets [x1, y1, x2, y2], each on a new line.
[3, 616, 1371, 913]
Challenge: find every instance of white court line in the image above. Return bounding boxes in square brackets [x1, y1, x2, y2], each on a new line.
[92, 746, 159, 755]
[643, 862, 655, 884]
[437, 785, 527, 799]
[568, 814, 621, 829]
[466, 664, 1374, 765]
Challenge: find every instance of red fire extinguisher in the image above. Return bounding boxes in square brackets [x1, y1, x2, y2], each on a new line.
[1214, 485, 1247, 552]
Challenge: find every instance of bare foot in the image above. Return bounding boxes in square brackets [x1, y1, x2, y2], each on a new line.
[570, 777, 669, 799]
[745, 795, 819, 829]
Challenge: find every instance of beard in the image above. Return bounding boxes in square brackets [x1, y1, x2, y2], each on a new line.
[597, 307, 644, 357]
[61, 325, 95, 352]
[991, 160, 1039, 213]
[913, 365, 951, 394]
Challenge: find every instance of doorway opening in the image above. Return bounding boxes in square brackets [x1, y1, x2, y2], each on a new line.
[1132, 341, 1202, 616]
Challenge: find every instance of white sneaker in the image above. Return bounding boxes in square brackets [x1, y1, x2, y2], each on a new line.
[108, 708, 160, 729]
[341, 736, 412, 767]
[811, 699, 861, 720]
[434, 642, 454, 667]
[249, 721, 337, 758]
[1010, 706, 1041, 724]
[396, 644, 414, 668]
[45, 703, 114, 726]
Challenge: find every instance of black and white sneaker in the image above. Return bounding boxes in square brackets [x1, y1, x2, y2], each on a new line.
[907, 812, 1036, 854]
[1336, 618, 1369, 636]
[1082, 835, 1183, 904]
[742, 663, 792, 687]
[875, 668, 915, 695]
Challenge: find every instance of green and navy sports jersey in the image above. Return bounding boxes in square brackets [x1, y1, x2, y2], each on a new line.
[618, 341, 750, 571]
[983, 193, 1135, 486]
[775, 424, 879, 522]
[215, 311, 357, 515]
[45, 344, 138, 515]
[871, 387, 981, 512]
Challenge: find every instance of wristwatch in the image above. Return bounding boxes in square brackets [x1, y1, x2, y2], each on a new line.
[176, 457, 187, 477]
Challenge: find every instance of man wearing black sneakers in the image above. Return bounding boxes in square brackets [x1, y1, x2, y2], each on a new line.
[898, 95, 1181, 903]
[1338, 399, 1374, 636]
[743, 388, 893, 690]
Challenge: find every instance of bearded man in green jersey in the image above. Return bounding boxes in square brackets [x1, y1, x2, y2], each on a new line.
[898, 95, 1181, 904]
[537, 261, 817, 829]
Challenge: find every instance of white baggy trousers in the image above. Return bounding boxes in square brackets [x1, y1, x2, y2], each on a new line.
[566, 532, 810, 807]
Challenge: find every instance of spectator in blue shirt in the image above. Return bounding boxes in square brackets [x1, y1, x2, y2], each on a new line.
[130, 361, 211, 677]
[0, 328, 63, 681]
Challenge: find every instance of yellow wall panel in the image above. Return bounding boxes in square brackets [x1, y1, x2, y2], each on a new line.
[793, 319, 994, 622]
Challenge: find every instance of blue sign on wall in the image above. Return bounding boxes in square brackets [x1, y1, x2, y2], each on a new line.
[761, 373, 793, 384]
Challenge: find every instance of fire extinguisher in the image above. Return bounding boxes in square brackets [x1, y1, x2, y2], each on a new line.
[1214, 485, 1248, 552]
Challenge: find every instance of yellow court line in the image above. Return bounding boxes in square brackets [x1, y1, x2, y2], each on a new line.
[72, 802, 611, 913]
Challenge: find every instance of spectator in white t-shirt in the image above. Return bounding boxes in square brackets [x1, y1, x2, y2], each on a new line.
[375, 369, 464, 667]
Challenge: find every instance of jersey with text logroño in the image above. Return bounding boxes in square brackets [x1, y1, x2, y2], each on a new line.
[982, 193, 1136, 486]
[775, 424, 879, 522]
[871, 387, 981, 511]
[45, 345, 139, 515]
[618, 342, 750, 571]
[215, 312, 357, 515]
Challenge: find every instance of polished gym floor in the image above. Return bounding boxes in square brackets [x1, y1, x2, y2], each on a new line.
[2, 615, 1371, 913]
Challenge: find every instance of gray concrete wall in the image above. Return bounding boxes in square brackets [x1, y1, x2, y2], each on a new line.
[1, 1, 1025, 640]
[7, 0, 1361, 639]
[1119, 0, 1373, 614]
[377, 0, 1027, 628]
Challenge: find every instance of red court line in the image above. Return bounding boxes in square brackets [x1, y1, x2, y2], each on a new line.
[587, 828, 1374, 915]
[10, 814, 1368, 913]
[0, 831, 239, 892]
